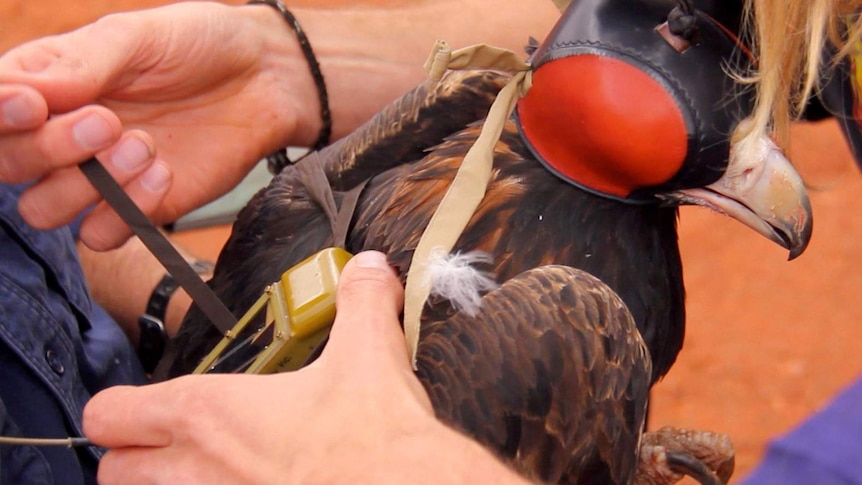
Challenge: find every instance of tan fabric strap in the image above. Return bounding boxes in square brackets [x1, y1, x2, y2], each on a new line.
[551, 0, 572, 12]
[403, 42, 532, 367]
[424, 41, 532, 80]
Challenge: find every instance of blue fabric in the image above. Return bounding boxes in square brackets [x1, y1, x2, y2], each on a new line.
[0, 183, 146, 485]
[740, 376, 862, 485]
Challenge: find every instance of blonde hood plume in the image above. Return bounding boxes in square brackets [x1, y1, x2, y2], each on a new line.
[737, 0, 862, 151]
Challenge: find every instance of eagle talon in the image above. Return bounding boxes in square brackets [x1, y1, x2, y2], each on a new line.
[636, 427, 735, 485]
[665, 451, 725, 485]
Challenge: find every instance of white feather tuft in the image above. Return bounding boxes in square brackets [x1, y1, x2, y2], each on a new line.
[427, 250, 499, 316]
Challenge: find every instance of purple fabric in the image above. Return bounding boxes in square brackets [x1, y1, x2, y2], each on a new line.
[739, 375, 862, 485]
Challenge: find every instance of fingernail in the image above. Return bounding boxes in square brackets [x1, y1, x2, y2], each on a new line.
[353, 251, 389, 269]
[111, 137, 152, 171]
[72, 114, 114, 150]
[140, 162, 170, 192]
[2, 95, 38, 127]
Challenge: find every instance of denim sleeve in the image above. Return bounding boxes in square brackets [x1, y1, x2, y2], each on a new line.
[1, 183, 143, 485]
[0, 398, 55, 485]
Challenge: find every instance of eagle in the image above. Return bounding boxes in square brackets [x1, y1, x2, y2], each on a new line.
[156, 0, 811, 484]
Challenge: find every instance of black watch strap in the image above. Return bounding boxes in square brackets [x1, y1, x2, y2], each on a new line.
[138, 273, 179, 373]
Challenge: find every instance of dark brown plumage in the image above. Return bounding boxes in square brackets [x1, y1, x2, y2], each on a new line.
[416, 266, 651, 484]
[157, 4, 812, 479]
[156, 71, 682, 484]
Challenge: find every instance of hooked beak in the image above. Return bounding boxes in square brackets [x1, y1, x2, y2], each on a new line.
[660, 134, 812, 260]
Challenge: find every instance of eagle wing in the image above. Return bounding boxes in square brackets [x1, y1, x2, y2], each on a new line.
[158, 69, 655, 485]
[417, 265, 651, 485]
[156, 70, 508, 378]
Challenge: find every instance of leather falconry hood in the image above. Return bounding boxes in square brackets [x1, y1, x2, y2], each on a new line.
[516, 0, 754, 203]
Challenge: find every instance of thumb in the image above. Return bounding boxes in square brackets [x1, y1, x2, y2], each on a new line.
[323, 251, 409, 365]
[0, 20, 141, 113]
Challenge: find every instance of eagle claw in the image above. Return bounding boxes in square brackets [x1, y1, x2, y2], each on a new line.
[635, 426, 735, 485]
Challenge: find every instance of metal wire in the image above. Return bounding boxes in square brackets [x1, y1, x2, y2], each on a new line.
[0, 436, 94, 448]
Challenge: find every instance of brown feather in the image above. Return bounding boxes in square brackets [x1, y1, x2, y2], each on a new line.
[416, 266, 650, 484]
[162, 69, 685, 485]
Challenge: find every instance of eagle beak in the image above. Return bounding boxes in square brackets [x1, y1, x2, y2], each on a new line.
[660, 134, 813, 260]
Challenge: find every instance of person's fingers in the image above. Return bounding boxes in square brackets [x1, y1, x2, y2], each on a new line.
[324, 251, 406, 360]
[13, 127, 162, 232]
[83, 384, 174, 448]
[0, 84, 48, 131]
[97, 448, 160, 485]
[323, 249, 426, 398]
[97, 446, 231, 485]
[77, 159, 172, 250]
[0, 105, 124, 185]
[83, 375, 230, 449]
[324, 251, 433, 410]
[0, 18, 145, 114]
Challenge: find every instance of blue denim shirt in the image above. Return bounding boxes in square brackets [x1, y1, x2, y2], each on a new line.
[0, 183, 146, 484]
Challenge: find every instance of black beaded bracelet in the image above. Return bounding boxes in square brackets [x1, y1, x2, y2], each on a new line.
[248, 0, 332, 173]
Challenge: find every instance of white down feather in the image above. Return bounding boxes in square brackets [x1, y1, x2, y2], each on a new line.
[427, 250, 499, 316]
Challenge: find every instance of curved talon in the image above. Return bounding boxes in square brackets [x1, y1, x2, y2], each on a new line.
[666, 450, 725, 485]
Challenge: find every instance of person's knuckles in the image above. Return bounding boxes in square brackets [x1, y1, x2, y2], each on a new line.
[0, 86, 48, 130]
[0, 109, 110, 186]
[0, 146, 29, 184]
[98, 449, 175, 485]
[16, 165, 99, 229]
[0, 39, 60, 76]
[77, 157, 170, 250]
[78, 213, 135, 251]
[15, 107, 122, 171]
[96, 450, 138, 485]
[82, 385, 135, 441]
[17, 184, 77, 230]
[158, 375, 240, 433]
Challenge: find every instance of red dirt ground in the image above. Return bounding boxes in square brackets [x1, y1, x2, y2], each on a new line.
[4, 2, 862, 482]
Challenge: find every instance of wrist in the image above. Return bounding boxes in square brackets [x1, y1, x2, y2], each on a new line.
[138, 273, 178, 373]
[242, 3, 429, 149]
[242, 3, 324, 151]
[138, 260, 213, 373]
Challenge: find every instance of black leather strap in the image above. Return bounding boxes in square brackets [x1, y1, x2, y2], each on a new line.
[138, 273, 178, 373]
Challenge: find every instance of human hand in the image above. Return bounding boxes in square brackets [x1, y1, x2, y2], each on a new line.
[0, 2, 321, 249]
[83, 251, 527, 484]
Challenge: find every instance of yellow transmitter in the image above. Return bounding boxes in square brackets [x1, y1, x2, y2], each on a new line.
[194, 247, 352, 374]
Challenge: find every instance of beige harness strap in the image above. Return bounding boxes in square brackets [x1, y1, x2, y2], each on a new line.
[403, 42, 532, 367]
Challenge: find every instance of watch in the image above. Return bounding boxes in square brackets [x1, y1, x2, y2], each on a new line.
[138, 273, 179, 374]
[137, 260, 215, 373]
